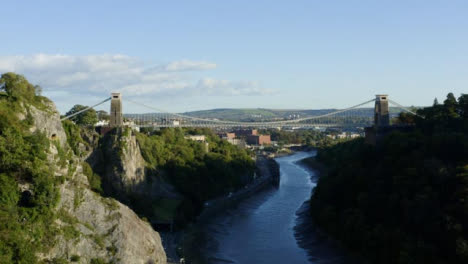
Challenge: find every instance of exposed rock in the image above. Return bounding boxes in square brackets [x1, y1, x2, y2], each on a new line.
[31, 103, 167, 264]
[28, 101, 68, 147]
[79, 127, 101, 159]
[90, 128, 181, 201]
[43, 169, 166, 264]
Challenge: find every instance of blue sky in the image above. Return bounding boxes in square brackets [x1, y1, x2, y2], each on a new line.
[1, 0, 467, 113]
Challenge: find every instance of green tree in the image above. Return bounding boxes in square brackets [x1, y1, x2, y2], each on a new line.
[444, 92, 459, 118]
[96, 110, 110, 121]
[457, 94, 468, 118]
[0, 72, 36, 101]
[66, 105, 98, 126]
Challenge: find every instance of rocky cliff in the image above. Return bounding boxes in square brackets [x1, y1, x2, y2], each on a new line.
[27, 103, 167, 263]
[88, 129, 180, 202]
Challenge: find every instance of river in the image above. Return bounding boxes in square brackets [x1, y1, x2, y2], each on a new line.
[200, 151, 352, 264]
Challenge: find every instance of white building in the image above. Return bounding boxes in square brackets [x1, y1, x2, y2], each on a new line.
[95, 120, 109, 126]
[185, 135, 206, 142]
[227, 138, 246, 148]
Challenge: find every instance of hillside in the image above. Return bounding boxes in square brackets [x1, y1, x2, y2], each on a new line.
[0, 73, 166, 264]
[308, 93, 468, 264]
[87, 126, 256, 229]
[182, 107, 405, 122]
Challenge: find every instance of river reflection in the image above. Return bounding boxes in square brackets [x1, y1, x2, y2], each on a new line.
[202, 151, 336, 264]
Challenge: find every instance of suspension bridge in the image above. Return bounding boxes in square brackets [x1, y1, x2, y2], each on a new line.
[61, 93, 417, 129]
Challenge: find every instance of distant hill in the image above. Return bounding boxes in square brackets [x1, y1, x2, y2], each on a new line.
[182, 107, 405, 122]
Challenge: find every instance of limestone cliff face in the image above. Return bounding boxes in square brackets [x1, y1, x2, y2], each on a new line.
[91, 129, 180, 201]
[27, 103, 167, 264]
[45, 172, 166, 264]
[24, 101, 68, 147]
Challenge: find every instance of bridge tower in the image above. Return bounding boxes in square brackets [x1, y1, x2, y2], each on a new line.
[374, 94, 389, 127]
[109, 93, 123, 127]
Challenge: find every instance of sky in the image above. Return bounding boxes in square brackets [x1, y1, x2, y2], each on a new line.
[0, 0, 467, 113]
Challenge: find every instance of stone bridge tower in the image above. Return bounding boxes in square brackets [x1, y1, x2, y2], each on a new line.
[109, 93, 123, 127]
[374, 94, 389, 127]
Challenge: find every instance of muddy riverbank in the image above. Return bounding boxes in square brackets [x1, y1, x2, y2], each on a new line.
[192, 151, 351, 264]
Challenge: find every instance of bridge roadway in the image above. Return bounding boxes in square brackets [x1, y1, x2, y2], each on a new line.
[61, 94, 418, 130]
[133, 123, 363, 129]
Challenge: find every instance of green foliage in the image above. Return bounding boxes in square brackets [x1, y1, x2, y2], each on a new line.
[0, 73, 51, 111]
[0, 72, 36, 101]
[70, 255, 80, 262]
[0, 173, 19, 206]
[134, 127, 255, 226]
[90, 234, 105, 249]
[0, 74, 64, 263]
[82, 162, 103, 193]
[96, 110, 110, 121]
[260, 129, 332, 147]
[310, 93, 468, 264]
[65, 104, 98, 126]
[90, 258, 108, 264]
[62, 120, 87, 156]
[101, 197, 119, 211]
[73, 187, 84, 210]
[49, 257, 69, 264]
[54, 140, 69, 169]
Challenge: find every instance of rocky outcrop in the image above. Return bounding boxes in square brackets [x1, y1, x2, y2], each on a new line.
[44, 168, 166, 263]
[89, 129, 180, 201]
[19, 101, 68, 147]
[28, 103, 167, 263]
[88, 128, 146, 199]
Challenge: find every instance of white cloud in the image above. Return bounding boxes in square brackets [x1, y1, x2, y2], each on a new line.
[0, 54, 272, 112]
[0, 54, 265, 95]
[164, 60, 217, 71]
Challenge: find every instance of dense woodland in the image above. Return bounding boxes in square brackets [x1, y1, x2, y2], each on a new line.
[259, 129, 332, 147]
[310, 93, 468, 264]
[134, 127, 255, 226]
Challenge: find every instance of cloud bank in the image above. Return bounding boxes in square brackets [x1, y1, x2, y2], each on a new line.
[0, 54, 270, 99]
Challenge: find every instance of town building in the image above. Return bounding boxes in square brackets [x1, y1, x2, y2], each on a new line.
[247, 134, 271, 145]
[226, 138, 246, 148]
[185, 135, 206, 142]
[234, 129, 258, 136]
[217, 132, 236, 139]
[185, 135, 209, 151]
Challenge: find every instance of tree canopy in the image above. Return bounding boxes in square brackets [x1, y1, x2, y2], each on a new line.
[131, 127, 255, 226]
[65, 104, 98, 126]
[0, 72, 36, 101]
[309, 92, 468, 264]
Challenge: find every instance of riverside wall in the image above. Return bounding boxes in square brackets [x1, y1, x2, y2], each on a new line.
[196, 156, 280, 223]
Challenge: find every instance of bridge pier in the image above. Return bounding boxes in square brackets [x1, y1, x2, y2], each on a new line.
[374, 94, 389, 127]
[110, 93, 123, 127]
